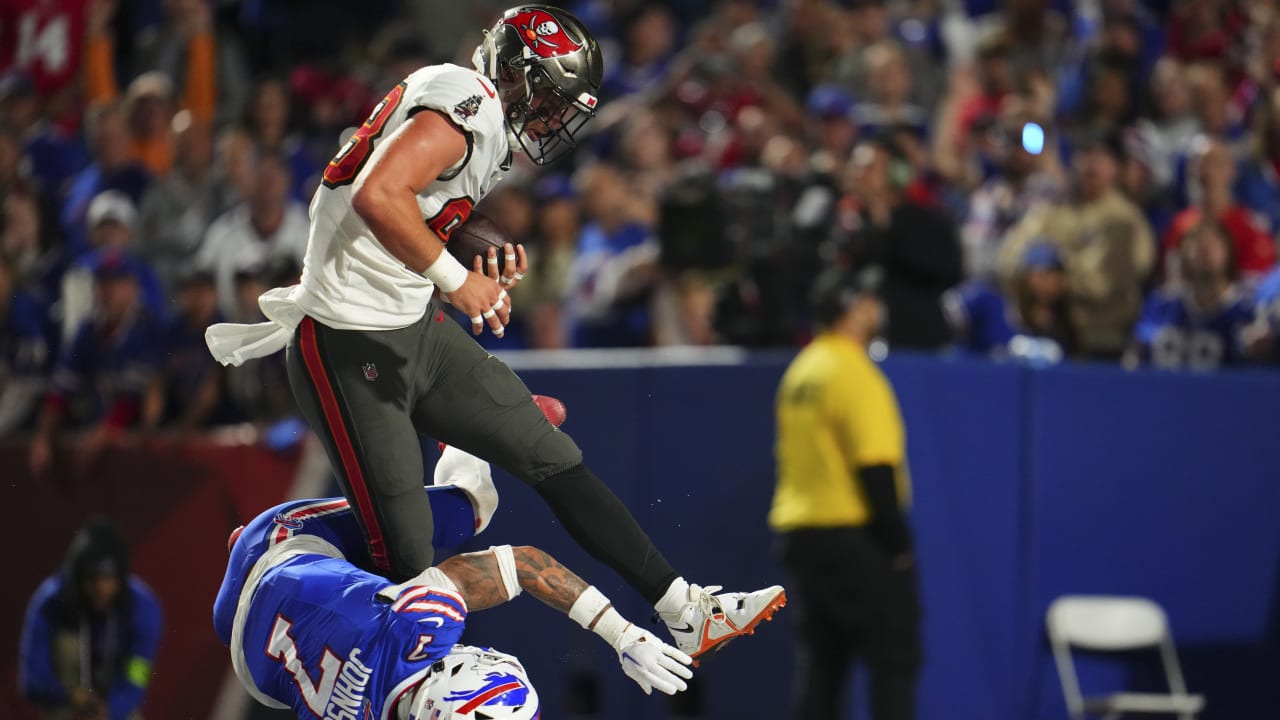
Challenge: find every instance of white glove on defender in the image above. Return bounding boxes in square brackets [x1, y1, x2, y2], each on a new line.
[614, 624, 694, 695]
[569, 586, 694, 696]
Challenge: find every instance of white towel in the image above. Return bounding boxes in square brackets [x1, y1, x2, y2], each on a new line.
[204, 285, 307, 367]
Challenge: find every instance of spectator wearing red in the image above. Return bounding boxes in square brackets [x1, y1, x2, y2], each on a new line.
[954, 30, 1015, 151]
[1166, 0, 1246, 66]
[0, 0, 90, 128]
[933, 28, 1015, 191]
[1164, 135, 1276, 287]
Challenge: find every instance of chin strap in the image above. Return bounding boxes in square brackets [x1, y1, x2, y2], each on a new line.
[473, 30, 498, 80]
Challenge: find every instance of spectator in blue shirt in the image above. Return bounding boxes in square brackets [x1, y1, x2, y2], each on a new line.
[59, 191, 168, 343]
[0, 71, 90, 200]
[29, 250, 163, 478]
[19, 517, 162, 720]
[1129, 219, 1255, 370]
[141, 268, 228, 432]
[565, 164, 660, 347]
[947, 242, 1076, 362]
[59, 103, 152, 260]
[0, 255, 49, 435]
[599, 4, 677, 102]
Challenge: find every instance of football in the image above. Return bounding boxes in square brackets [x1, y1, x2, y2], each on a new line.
[447, 210, 511, 275]
[532, 394, 567, 428]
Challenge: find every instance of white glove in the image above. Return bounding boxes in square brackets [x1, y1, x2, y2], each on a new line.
[569, 586, 695, 695]
[614, 624, 693, 695]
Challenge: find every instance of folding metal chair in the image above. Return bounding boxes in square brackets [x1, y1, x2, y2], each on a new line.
[1047, 595, 1205, 720]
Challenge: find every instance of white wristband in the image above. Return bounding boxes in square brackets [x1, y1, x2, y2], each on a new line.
[423, 250, 469, 293]
[568, 586, 629, 647]
[490, 545, 521, 601]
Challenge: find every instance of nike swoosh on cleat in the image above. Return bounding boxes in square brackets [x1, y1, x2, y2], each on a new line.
[669, 621, 696, 634]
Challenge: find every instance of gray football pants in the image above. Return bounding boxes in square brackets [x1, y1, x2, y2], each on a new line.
[285, 300, 583, 579]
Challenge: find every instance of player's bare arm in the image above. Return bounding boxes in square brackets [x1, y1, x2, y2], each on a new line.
[438, 545, 694, 696]
[437, 545, 588, 612]
[350, 110, 509, 336]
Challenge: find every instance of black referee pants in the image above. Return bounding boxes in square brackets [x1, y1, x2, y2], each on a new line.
[777, 526, 922, 720]
[285, 301, 676, 597]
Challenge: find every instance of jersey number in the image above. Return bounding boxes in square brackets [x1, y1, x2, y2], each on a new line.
[16, 13, 70, 74]
[266, 615, 340, 715]
[426, 197, 475, 242]
[322, 82, 408, 188]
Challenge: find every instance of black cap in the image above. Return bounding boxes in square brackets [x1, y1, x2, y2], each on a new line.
[0, 71, 34, 100]
[177, 267, 216, 289]
[1075, 127, 1125, 161]
[810, 267, 881, 327]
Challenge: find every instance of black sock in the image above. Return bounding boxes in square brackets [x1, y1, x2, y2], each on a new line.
[533, 463, 678, 604]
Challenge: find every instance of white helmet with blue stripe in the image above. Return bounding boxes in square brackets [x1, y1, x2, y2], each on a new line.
[410, 645, 539, 720]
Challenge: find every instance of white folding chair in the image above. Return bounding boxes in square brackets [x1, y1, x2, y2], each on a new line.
[1047, 595, 1205, 720]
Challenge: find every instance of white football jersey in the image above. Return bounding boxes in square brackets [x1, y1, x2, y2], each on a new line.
[295, 63, 510, 330]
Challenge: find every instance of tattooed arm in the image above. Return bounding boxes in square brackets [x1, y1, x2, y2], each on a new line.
[436, 545, 588, 613]
[435, 545, 694, 696]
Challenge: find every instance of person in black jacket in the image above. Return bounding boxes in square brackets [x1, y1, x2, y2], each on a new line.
[835, 135, 964, 351]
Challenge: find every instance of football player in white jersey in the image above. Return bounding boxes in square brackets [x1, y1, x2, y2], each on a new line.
[205, 5, 785, 663]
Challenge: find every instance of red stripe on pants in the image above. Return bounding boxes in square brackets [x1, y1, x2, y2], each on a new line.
[297, 317, 390, 571]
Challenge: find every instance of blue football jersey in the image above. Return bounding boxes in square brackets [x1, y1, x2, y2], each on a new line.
[214, 486, 481, 649]
[1133, 288, 1255, 369]
[234, 548, 467, 720]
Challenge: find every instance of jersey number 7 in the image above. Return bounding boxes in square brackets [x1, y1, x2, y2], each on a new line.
[266, 615, 340, 715]
[322, 82, 408, 189]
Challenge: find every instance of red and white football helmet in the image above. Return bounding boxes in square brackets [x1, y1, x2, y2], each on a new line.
[473, 4, 603, 166]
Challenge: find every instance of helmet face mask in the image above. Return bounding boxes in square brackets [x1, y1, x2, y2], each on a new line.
[474, 5, 602, 165]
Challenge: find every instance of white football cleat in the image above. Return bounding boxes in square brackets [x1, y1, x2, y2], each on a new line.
[658, 584, 787, 664]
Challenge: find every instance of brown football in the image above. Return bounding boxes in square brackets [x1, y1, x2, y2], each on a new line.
[447, 210, 510, 275]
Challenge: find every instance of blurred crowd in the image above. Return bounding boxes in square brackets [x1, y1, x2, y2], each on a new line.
[3, 0, 1280, 454]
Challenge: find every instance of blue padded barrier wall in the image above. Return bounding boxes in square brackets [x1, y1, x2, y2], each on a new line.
[446, 351, 1279, 720]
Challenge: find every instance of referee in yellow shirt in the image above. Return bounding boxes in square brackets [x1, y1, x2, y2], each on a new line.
[770, 270, 921, 720]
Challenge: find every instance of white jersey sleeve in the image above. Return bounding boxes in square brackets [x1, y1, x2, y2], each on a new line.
[292, 63, 512, 331]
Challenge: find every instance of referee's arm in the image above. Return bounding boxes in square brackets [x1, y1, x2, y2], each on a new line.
[859, 464, 912, 564]
[842, 371, 912, 567]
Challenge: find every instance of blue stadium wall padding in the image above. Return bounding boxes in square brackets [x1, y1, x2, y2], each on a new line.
[443, 353, 1279, 720]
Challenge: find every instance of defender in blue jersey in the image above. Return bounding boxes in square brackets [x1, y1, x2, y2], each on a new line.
[216, 442, 695, 719]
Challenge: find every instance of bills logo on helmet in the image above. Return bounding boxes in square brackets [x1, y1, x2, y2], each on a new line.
[506, 9, 582, 58]
[273, 514, 304, 531]
[443, 672, 531, 713]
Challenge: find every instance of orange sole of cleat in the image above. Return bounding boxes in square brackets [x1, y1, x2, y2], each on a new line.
[690, 591, 788, 667]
